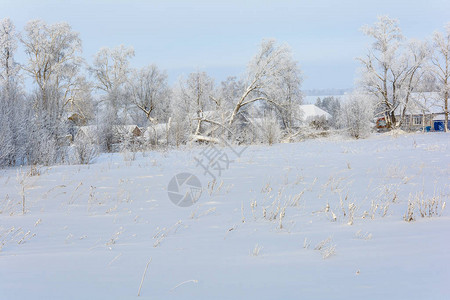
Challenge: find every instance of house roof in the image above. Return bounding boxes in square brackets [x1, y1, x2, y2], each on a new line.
[114, 125, 141, 133]
[299, 104, 332, 121]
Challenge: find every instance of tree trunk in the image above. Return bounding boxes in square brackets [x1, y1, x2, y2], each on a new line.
[445, 90, 448, 132]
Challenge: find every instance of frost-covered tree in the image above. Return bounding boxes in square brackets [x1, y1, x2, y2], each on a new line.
[167, 92, 190, 147]
[228, 39, 302, 128]
[178, 71, 215, 115]
[128, 64, 170, 126]
[269, 55, 303, 131]
[0, 18, 20, 97]
[169, 40, 303, 144]
[20, 20, 84, 164]
[337, 93, 374, 139]
[67, 76, 95, 123]
[358, 16, 429, 129]
[175, 71, 217, 139]
[217, 76, 245, 110]
[431, 23, 450, 132]
[21, 20, 82, 115]
[0, 18, 26, 166]
[0, 18, 17, 165]
[0, 91, 14, 165]
[90, 45, 134, 151]
[90, 45, 134, 117]
[260, 111, 282, 145]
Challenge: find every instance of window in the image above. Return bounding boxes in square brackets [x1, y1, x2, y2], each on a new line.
[413, 116, 422, 125]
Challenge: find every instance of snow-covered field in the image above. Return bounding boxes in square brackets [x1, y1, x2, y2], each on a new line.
[1, 132, 449, 299]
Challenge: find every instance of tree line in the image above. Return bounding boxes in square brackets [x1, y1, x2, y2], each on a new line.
[0, 16, 448, 167]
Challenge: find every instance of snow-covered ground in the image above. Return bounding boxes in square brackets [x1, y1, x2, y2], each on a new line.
[1, 132, 449, 299]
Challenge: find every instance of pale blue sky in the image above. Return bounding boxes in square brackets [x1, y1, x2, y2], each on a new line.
[2, 0, 450, 89]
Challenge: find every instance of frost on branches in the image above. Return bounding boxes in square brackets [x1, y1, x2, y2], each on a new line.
[357, 16, 429, 129]
[337, 93, 374, 139]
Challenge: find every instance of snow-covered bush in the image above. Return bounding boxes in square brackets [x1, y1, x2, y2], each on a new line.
[309, 115, 329, 130]
[24, 116, 68, 166]
[168, 117, 190, 147]
[69, 139, 98, 165]
[337, 93, 374, 139]
[96, 107, 120, 152]
[259, 113, 282, 145]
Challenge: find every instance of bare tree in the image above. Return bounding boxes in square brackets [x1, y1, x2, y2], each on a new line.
[272, 61, 303, 131]
[167, 93, 190, 147]
[0, 18, 26, 166]
[128, 64, 169, 125]
[358, 16, 429, 129]
[169, 40, 302, 145]
[217, 76, 245, 111]
[90, 45, 134, 115]
[20, 20, 85, 164]
[0, 92, 14, 165]
[431, 23, 450, 132]
[21, 20, 82, 115]
[0, 18, 20, 98]
[90, 45, 134, 151]
[179, 71, 215, 115]
[0, 18, 17, 165]
[228, 39, 302, 128]
[66, 76, 95, 124]
[175, 71, 217, 139]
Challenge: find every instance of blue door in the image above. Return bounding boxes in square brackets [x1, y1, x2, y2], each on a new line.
[434, 121, 445, 131]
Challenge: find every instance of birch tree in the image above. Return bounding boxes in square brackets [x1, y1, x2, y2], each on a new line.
[20, 20, 86, 164]
[358, 16, 428, 129]
[271, 59, 303, 131]
[21, 20, 82, 116]
[228, 39, 302, 129]
[431, 23, 450, 132]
